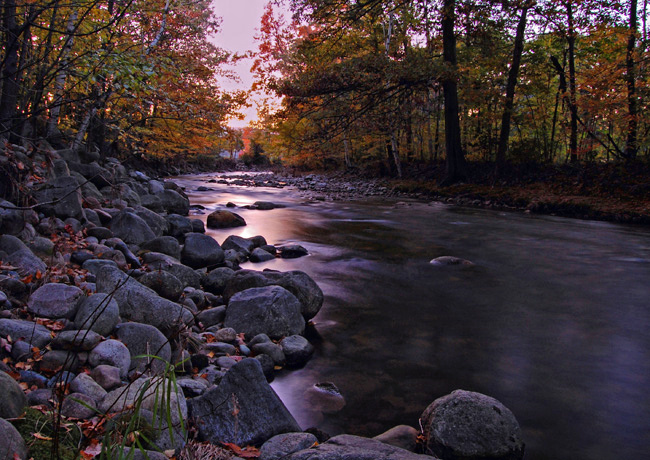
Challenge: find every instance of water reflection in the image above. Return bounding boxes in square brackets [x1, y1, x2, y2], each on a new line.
[176, 174, 650, 460]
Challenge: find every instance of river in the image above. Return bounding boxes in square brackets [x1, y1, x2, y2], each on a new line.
[174, 172, 650, 460]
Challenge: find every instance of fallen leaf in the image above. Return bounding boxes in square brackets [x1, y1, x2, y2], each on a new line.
[33, 432, 53, 441]
[80, 441, 102, 459]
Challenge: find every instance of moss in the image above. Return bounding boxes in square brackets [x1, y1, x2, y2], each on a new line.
[11, 407, 81, 460]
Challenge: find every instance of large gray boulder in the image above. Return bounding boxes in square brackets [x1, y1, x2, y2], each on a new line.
[141, 236, 182, 260]
[225, 286, 305, 340]
[7, 248, 47, 277]
[27, 283, 84, 319]
[115, 322, 171, 374]
[203, 267, 235, 295]
[166, 214, 193, 239]
[157, 189, 190, 215]
[206, 210, 246, 229]
[221, 234, 255, 255]
[0, 318, 52, 348]
[420, 390, 525, 460]
[265, 270, 324, 321]
[188, 358, 300, 446]
[89, 339, 131, 378]
[34, 175, 84, 219]
[138, 270, 184, 301]
[74, 293, 120, 336]
[181, 233, 225, 269]
[224, 270, 324, 321]
[0, 418, 27, 460]
[109, 211, 156, 245]
[134, 205, 169, 237]
[282, 434, 432, 460]
[0, 370, 27, 418]
[96, 265, 194, 335]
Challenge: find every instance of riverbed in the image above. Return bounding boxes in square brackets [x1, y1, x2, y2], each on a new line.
[175, 172, 650, 460]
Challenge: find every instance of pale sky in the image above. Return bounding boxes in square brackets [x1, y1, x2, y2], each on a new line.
[211, 0, 274, 128]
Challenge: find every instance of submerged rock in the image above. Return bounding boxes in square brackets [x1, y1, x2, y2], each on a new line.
[206, 210, 246, 229]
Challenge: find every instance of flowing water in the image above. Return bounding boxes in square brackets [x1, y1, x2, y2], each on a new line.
[175, 173, 650, 460]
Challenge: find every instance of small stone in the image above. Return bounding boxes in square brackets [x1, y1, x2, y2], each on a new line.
[91, 364, 122, 390]
[206, 210, 246, 229]
[88, 339, 131, 378]
[278, 244, 309, 259]
[61, 392, 97, 419]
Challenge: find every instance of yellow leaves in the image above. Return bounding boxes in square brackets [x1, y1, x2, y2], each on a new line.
[33, 432, 53, 441]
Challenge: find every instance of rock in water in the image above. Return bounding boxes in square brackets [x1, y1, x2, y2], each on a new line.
[188, 358, 300, 446]
[206, 210, 246, 229]
[225, 286, 305, 340]
[420, 389, 525, 460]
[429, 256, 474, 266]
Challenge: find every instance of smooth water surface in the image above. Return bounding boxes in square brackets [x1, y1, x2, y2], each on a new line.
[176, 173, 650, 460]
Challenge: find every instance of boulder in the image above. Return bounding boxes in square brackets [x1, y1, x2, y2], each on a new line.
[140, 194, 164, 213]
[225, 286, 305, 340]
[141, 236, 182, 260]
[181, 233, 225, 269]
[188, 358, 300, 446]
[7, 248, 47, 277]
[282, 434, 432, 460]
[0, 318, 52, 348]
[206, 210, 246, 229]
[138, 270, 184, 301]
[157, 189, 190, 215]
[280, 335, 314, 368]
[91, 365, 122, 391]
[115, 322, 171, 374]
[260, 433, 318, 460]
[100, 376, 187, 428]
[166, 214, 194, 239]
[374, 425, 420, 452]
[0, 418, 27, 460]
[52, 330, 103, 351]
[74, 293, 120, 336]
[278, 244, 309, 259]
[109, 211, 156, 245]
[61, 392, 97, 419]
[203, 267, 235, 295]
[134, 205, 168, 237]
[34, 175, 84, 219]
[265, 270, 324, 321]
[250, 247, 276, 263]
[96, 265, 194, 335]
[0, 370, 27, 418]
[70, 373, 108, 403]
[221, 234, 255, 255]
[88, 339, 131, 378]
[0, 199, 27, 235]
[164, 263, 202, 289]
[27, 283, 84, 319]
[196, 306, 226, 328]
[420, 389, 525, 460]
[253, 201, 285, 210]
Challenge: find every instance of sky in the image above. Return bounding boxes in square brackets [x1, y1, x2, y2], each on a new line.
[210, 0, 275, 128]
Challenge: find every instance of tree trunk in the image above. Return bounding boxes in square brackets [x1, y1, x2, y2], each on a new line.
[567, 2, 578, 163]
[626, 0, 638, 160]
[496, 4, 529, 175]
[46, 8, 78, 137]
[441, 0, 466, 185]
[0, 0, 21, 136]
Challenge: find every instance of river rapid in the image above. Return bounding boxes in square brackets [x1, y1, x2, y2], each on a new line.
[174, 172, 650, 460]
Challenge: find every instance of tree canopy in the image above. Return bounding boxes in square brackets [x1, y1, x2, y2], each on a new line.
[253, 0, 647, 182]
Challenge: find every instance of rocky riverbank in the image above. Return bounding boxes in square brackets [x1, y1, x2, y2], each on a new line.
[0, 142, 525, 460]
[206, 167, 650, 225]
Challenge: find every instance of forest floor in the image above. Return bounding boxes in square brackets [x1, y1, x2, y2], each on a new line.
[296, 161, 650, 225]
